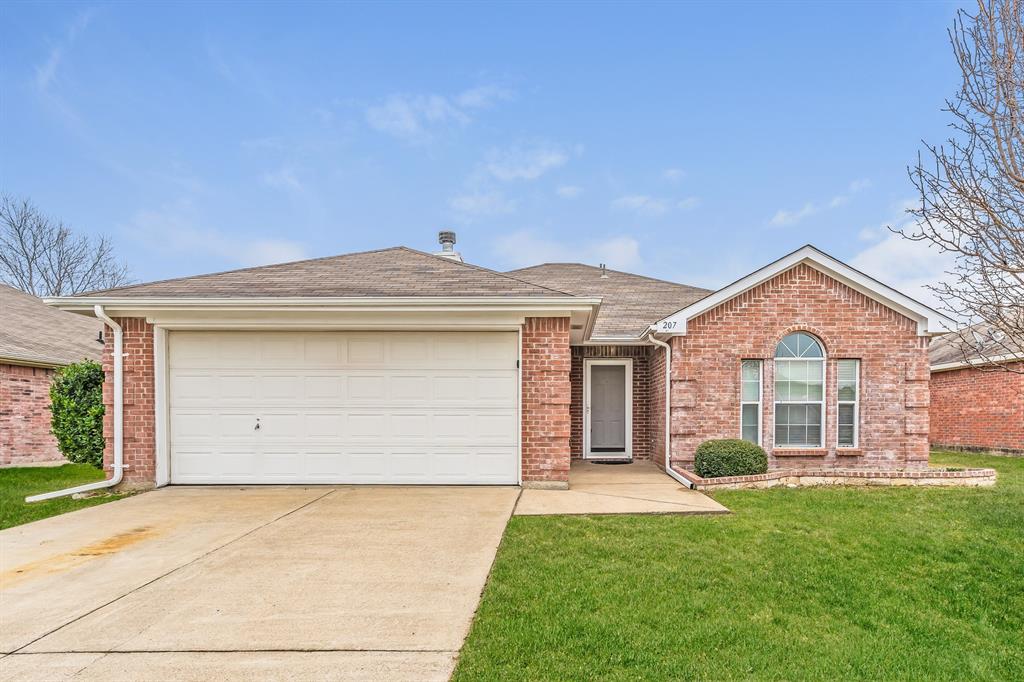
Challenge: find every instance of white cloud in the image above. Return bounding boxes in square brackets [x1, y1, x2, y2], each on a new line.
[850, 214, 956, 312]
[484, 144, 568, 181]
[770, 178, 871, 227]
[770, 202, 817, 227]
[663, 168, 686, 182]
[454, 85, 514, 109]
[677, 196, 701, 210]
[129, 203, 308, 268]
[449, 191, 515, 217]
[611, 195, 670, 217]
[557, 185, 583, 199]
[35, 8, 95, 93]
[494, 231, 643, 271]
[365, 85, 513, 142]
[261, 166, 305, 193]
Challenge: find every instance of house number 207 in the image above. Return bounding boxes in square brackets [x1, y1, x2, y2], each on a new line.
[660, 321, 677, 330]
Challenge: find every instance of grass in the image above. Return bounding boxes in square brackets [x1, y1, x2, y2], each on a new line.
[0, 463, 128, 530]
[454, 452, 1024, 681]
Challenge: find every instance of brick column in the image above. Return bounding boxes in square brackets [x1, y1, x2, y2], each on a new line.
[521, 317, 571, 489]
[103, 318, 156, 489]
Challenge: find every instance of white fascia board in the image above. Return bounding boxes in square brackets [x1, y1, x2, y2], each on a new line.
[930, 353, 1024, 372]
[46, 296, 602, 334]
[652, 245, 956, 337]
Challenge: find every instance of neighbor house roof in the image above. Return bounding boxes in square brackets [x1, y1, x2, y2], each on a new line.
[75, 247, 573, 299]
[0, 284, 104, 367]
[930, 324, 1024, 370]
[507, 263, 711, 339]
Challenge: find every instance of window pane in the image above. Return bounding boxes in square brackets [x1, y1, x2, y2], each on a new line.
[838, 425, 855, 446]
[806, 423, 822, 446]
[807, 404, 822, 424]
[790, 380, 808, 401]
[775, 423, 788, 444]
[838, 360, 858, 402]
[742, 404, 759, 443]
[741, 360, 760, 381]
[807, 382, 823, 401]
[839, 403, 855, 425]
[775, 381, 790, 401]
[742, 382, 759, 401]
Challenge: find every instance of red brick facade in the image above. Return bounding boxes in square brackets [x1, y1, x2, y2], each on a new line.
[569, 345, 652, 460]
[929, 362, 1024, 453]
[667, 263, 930, 471]
[0, 363, 64, 465]
[520, 317, 572, 487]
[102, 318, 156, 488]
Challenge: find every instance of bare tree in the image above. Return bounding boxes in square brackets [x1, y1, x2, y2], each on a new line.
[0, 195, 131, 297]
[897, 0, 1024, 372]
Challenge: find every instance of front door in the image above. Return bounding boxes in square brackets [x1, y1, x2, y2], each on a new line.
[584, 359, 632, 459]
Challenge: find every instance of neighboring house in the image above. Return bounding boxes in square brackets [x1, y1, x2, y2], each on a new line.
[929, 326, 1024, 454]
[0, 284, 104, 465]
[48, 237, 952, 489]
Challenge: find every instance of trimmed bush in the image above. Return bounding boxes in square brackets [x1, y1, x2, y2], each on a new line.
[50, 360, 105, 468]
[694, 439, 768, 478]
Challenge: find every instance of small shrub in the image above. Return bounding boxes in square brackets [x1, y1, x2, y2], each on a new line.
[694, 439, 768, 478]
[50, 360, 105, 468]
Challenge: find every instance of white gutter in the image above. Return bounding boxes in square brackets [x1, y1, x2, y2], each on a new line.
[647, 331, 697, 489]
[26, 306, 124, 502]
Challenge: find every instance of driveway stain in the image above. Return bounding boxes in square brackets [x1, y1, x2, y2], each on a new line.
[2, 526, 161, 588]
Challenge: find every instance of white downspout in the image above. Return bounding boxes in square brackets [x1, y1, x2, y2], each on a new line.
[26, 306, 124, 502]
[647, 330, 698, 489]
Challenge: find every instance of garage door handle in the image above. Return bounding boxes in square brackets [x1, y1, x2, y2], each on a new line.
[254, 418, 261, 431]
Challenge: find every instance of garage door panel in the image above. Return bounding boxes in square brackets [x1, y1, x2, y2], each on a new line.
[169, 331, 518, 484]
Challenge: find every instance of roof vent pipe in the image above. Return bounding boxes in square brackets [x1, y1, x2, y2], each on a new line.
[434, 230, 464, 262]
[599, 263, 609, 279]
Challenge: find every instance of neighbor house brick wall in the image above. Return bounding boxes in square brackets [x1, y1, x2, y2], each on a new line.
[521, 317, 572, 486]
[102, 318, 156, 488]
[0, 363, 64, 465]
[569, 345, 652, 460]
[669, 263, 930, 471]
[929, 362, 1024, 453]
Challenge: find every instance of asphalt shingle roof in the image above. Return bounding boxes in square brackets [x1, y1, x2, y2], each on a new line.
[77, 247, 571, 298]
[929, 324, 1023, 367]
[507, 263, 711, 338]
[0, 284, 104, 367]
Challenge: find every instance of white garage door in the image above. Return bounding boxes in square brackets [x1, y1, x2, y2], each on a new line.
[169, 331, 518, 484]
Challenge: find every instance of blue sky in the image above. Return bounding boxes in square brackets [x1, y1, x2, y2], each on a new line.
[2, 1, 962, 303]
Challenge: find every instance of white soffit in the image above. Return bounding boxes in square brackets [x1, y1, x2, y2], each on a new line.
[652, 244, 956, 337]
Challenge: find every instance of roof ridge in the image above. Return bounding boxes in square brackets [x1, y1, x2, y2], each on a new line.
[394, 247, 578, 297]
[509, 262, 710, 292]
[73, 245, 414, 297]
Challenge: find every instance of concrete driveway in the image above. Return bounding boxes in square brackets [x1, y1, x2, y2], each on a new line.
[0, 485, 519, 681]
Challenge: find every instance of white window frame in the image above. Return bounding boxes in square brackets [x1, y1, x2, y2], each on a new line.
[740, 359, 762, 445]
[837, 359, 860, 448]
[773, 334, 826, 449]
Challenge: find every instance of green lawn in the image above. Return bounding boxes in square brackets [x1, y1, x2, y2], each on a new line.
[455, 452, 1024, 681]
[0, 464, 128, 530]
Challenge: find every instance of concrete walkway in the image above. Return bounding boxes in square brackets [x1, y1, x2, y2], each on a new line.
[0, 485, 519, 681]
[515, 461, 729, 516]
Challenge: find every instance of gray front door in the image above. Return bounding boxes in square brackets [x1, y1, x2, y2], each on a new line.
[589, 363, 627, 455]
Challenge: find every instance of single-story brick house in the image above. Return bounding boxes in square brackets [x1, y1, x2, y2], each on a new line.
[929, 327, 1024, 454]
[1, 284, 104, 466]
[47, 238, 952, 490]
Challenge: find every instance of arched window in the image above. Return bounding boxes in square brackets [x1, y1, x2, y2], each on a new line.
[774, 332, 824, 447]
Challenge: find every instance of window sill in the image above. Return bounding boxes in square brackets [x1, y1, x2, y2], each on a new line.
[772, 449, 828, 457]
[836, 449, 863, 456]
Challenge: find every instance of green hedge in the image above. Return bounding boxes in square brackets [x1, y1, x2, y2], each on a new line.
[50, 360, 105, 468]
[694, 439, 768, 478]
